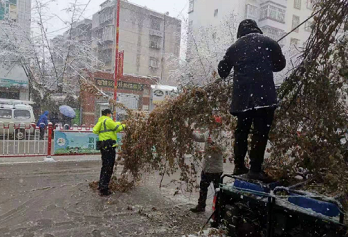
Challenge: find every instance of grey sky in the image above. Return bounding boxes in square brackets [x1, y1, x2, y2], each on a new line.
[43, 0, 188, 38]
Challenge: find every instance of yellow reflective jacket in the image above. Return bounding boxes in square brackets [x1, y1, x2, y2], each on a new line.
[93, 116, 125, 145]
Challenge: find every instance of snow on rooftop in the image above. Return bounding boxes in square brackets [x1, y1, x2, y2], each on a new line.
[100, 0, 181, 21]
[151, 85, 178, 91]
[0, 99, 34, 105]
[123, 73, 159, 80]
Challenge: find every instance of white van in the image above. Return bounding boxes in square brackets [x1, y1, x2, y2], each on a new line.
[0, 99, 36, 139]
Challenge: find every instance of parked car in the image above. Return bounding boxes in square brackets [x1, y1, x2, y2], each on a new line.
[0, 99, 36, 140]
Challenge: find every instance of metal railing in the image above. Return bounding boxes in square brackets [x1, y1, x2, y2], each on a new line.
[0, 122, 51, 157]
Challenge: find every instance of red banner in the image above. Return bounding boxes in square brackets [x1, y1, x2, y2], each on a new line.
[118, 51, 124, 77]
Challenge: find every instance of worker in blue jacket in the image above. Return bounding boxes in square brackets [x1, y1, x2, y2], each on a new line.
[37, 111, 49, 140]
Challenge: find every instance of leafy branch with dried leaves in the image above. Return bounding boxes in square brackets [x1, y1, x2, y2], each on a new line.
[84, 0, 348, 219]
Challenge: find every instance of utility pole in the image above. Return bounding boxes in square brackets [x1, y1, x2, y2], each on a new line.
[113, 0, 121, 121]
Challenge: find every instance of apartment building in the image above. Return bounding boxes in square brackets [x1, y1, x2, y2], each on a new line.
[91, 0, 182, 84]
[187, 0, 315, 60]
[51, 19, 93, 64]
[0, 0, 31, 30]
[0, 0, 31, 100]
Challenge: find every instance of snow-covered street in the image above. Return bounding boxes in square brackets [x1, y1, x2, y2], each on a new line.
[0, 160, 219, 236]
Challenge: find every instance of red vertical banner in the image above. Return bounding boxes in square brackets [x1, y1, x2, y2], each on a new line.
[118, 51, 124, 77]
[47, 123, 53, 156]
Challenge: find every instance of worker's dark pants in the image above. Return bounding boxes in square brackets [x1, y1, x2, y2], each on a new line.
[39, 127, 45, 140]
[99, 147, 116, 192]
[234, 108, 275, 172]
[198, 171, 222, 208]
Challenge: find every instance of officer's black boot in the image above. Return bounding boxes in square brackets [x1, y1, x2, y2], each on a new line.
[190, 205, 205, 213]
[99, 189, 112, 197]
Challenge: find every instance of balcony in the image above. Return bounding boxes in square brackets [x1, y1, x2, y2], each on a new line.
[149, 29, 163, 38]
[259, 1, 287, 30]
[260, 0, 287, 8]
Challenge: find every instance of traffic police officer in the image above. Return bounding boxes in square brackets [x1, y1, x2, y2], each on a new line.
[93, 109, 126, 196]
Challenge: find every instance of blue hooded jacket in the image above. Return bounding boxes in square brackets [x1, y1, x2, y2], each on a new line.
[37, 111, 49, 128]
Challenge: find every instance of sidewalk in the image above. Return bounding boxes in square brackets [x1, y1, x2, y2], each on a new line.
[0, 154, 100, 165]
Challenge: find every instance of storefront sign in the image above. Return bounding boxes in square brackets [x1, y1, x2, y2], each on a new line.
[95, 78, 144, 91]
[0, 78, 28, 88]
[118, 81, 144, 91]
[54, 131, 124, 155]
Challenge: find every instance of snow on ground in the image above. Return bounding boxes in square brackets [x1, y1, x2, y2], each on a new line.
[0, 160, 211, 236]
[183, 228, 227, 237]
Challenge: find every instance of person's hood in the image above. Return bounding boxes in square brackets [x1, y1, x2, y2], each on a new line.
[237, 19, 263, 39]
[43, 111, 49, 116]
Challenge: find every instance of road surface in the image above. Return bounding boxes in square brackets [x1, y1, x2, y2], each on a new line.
[0, 160, 219, 237]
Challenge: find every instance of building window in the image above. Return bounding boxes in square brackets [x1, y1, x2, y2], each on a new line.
[276, 7, 285, 22]
[294, 0, 301, 9]
[290, 38, 300, 46]
[150, 16, 161, 31]
[99, 49, 112, 64]
[189, 0, 194, 13]
[260, 6, 268, 20]
[307, 0, 314, 9]
[292, 15, 300, 33]
[214, 9, 219, 17]
[149, 35, 162, 49]
[269, 6, 277, 19]
[99, 7, 113, 24]
[246, 4, 258, 21]
[304, 21, 313, 32]
[260, 4, 285, 23]
[150, 57, 159, 68]
[0, 91, 20, 100]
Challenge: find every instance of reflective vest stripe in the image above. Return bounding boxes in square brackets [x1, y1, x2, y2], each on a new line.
[99, 119, 113, 133]
[99, 119, 119, 133]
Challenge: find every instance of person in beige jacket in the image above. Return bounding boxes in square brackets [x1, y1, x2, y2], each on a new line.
[190, 116, 231, 213]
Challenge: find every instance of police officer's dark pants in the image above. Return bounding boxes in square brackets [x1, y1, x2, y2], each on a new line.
[234, 108, 275, 172]
[99, 147, 116, 191]
[198, 171, 222, 208]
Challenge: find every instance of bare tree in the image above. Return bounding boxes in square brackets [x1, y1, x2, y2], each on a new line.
[0, 0, 103, 110]
[168, 13, 238, 86]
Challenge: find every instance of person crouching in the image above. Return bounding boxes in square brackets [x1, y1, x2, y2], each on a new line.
[190, 116, 229, 213]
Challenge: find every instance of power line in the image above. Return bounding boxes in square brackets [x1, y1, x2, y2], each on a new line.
[277, 8, 322, 43]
